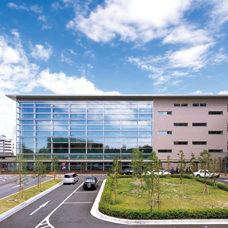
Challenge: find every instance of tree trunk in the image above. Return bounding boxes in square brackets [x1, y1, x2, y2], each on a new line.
[157, 174, 160, 209]
[19, 162, 21, 197]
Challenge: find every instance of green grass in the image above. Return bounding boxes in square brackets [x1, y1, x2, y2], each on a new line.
[0, 179, 62, 215]
[112, 178, 228, 210]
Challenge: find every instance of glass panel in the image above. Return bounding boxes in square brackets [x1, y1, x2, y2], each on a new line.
[53, 149, 68, 153]
[36, 104, 51, 107]
[104, 109, 121, 114]
[53, 104, 68, 108]
[121, 109, 138, 114]
[105, 104, 120, 108]
[121, 138, 138, 142]
[87, 131, 103, 136]
[138, 142, 152, 147]
[138, 104, 152, 108]
[104, 120, 120, 125]
[138, 120, 152, 125]
[138, 137, 152, 142]
[87, 104, 103, 108]
[36, 114, 51, 118]
[104, 114, 121, 119]
[22, 137, 34, 142]
[71, 120, 86, 124]
[139, 131, 152, 136]
[22, 148, 34, 153]
[139, 126, 152, 130]
[88, 155, 103, 159]
[87, 120, 103, 125]
[22, 142, 34, 149]
[121, 114, 137, 119]
[53, 143, 68, 148]
[87, 109, 103, 113]
[36, 131, 51, 136]
[121, 120, 137, 125]
[121, 131, 137, 136]
[121, 126, 138, 130]
[36, 142, 51, 149]
[71, 109, 86, 113]
[87, 149, 103, 153]
[23, 114, 33, 118]
[36, 120, 52, 124]
[104, 131, 120, 136]
[22, 131, 34, 136]
[139, 109, 152, 113]
[139, 114, 152, 118]
[70, 137, 86, 142]
[36, 138, 51, 143]
[54, 155, 68, 158]
[70, 143, 86, 148]
[23, 125, 33, 130]
[104, 155, 118, 159]
[121, 104, 137, 108]
[53, 131, 68, 136]
[53, 114, 68, 118]
[70, 155, 86, 158]
[22, 104, 33, 107]
[70, 104, 86, 108]
[87, 142, 103, 149]
[104, 125, 121, 130]
[104, 149, 120, 153]
[70, 149, 86, 153]
[104, 137, 120, 142]
[53, 125, 69, 130]
[70, 125, 86, 130]
[36, 108, 51, 112]
[70, 131, 86, 136]
[23, 108, 33, 112]
[70, 114, 86, 118]
[22, 120, 33, 124]
[87, 125, 103, 130]
[53, 137, 68, 142]
[104, 143, 121, 149]
[53, 108, 68, 113]
[87, 114, 103, 119]
[36, 126, 51, 130]
[87, 137, 103, 143]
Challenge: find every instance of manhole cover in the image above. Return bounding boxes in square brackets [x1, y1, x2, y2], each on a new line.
[8, 199, 16, 202]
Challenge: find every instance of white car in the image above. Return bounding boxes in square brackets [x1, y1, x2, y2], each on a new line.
[63, 173, 79, 185]
[193, 170, 219, 178]
[144, 169, 171, 175]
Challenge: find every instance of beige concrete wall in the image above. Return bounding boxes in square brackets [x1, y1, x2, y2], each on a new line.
[153, 98, 228, 160]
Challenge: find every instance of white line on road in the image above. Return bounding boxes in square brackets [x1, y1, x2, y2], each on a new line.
[35, 182, 83, 228]
[30, 201, 50, 215]
[64, 202, 93, 204]
[75, 191, 98, 193]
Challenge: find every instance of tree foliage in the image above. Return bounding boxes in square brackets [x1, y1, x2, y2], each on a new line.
[32, 156, 46, 189]
[189, 153, 197, 180]
[177, 150, 186, 184]
[51, 156, 60, 181]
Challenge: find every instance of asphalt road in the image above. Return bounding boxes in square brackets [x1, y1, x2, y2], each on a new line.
[0, 175, 53, 200]
[0, 175, 228, 228]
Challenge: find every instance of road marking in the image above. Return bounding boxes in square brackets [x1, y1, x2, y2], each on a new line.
[35, 182, 83, 228]
[30, 201, 50, 215]
[75, 191, 98, 193]
[64, 202, 93, 204]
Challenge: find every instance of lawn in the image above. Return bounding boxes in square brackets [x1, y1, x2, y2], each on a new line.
[111, 178, 228, 210]
[0, 179, 62, 215]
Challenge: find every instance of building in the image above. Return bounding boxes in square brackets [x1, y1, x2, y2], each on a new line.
[0, 135, 14, 154]
[5, 94, 228, 172]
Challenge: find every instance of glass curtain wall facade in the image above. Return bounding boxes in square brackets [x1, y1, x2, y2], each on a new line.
[17, 101, 153, 160]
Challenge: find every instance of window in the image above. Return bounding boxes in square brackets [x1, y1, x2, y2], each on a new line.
[158, 149, 172, 153]
[158, 111, 172, 115]
[200, 103, 207, 107]
[192, 141, 207, 145]
[174, 103, 188, 107]
[174, 141, 188, 145]
[181, 104, 188, 107]
[174, 123, 188, 126]
[193, 103, 207, 107]
[193, 103, 199, 107]
[192, 123, 207, 126]
[208, 149, 223, 153]
[174, 104, 180, 106]
[158, 131, 172, 134]
[208, 131, 223, 134]
[208, 111, 223, 115]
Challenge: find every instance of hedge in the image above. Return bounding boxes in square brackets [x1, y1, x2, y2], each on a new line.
[99, 175, 228, 219]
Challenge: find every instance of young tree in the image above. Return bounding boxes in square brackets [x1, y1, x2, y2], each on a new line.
[130, 149, 144, 187]
[177, 150, 186, 184]
[154, 156, 162, 209]
[32, 156, 47, 189]
[199, 150, 211, 194]
[210, 158, 219, 187]
[13, 154, 28, 197]
[51, 156, 60, 181]
[189, 153, 197, 180]
[109, 155, 122, 204]
[144, 151, 158, 210]
[130, 149, 137, 180]
[167, 155, 171, 178]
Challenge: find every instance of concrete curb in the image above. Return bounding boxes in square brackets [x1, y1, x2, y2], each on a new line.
[0, 181, 63, 222]
[91, 179, 228, 225]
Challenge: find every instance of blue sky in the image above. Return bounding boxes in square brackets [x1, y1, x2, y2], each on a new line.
[1, 0, 228, 138]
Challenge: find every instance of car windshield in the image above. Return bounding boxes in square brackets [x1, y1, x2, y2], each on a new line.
[64, 175, 72, 178]
[86, 178, 95, 183]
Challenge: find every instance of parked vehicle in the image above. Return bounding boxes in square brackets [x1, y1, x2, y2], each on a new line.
[193, 170, 220, 178]
[63, 173, 79, 185]
[144, 169, 171, 175]
[122, 168, 133, 175]
[83, 176, 98, 190]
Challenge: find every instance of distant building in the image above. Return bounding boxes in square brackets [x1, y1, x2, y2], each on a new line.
[0, 135, 13, 153]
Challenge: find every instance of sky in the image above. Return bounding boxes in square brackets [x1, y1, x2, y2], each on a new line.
[1, 0, 228, 139]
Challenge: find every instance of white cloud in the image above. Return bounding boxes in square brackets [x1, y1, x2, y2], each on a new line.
[191, 90, 213, 95]
[24, 68, 119, 95]
[60, 53, 73, 65]
[38, 15, 46, 22]
[210, 0, 228, 26]
[218, 91, 228, 94]
[7, 2, 43, 13]
[67, 0, 192, 43]
[30, 44, 52, 61]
